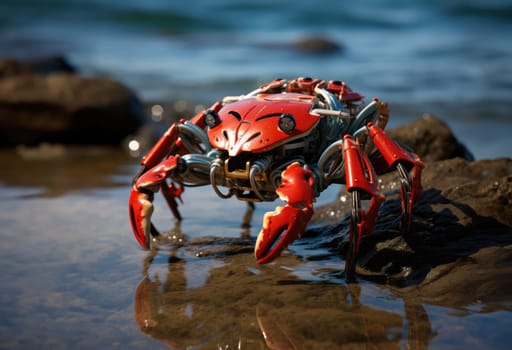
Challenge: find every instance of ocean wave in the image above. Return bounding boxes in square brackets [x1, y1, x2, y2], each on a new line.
[111, 9, 229, 34]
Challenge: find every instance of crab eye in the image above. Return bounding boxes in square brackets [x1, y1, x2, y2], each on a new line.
[204, 110, 219, 128]
[278, 113, 296, 132]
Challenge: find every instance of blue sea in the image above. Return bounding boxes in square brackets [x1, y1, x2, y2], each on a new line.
[1, 0, 511, 158]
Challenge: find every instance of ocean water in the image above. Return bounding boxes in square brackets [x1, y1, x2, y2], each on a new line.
[1, 0, 511, 158]
[1, 2, 512, 349]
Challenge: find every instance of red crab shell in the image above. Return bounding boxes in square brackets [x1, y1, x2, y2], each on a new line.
[207, 93, 320, 156]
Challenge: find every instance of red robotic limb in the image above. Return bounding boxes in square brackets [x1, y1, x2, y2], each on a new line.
[343, 135, 386, 275]
[343, 123, 424, 275]
[367, 122, 424, 233]
[254, 163, 315, 264]
[129, 102, 222, 249]
[129, 155, 182, 249]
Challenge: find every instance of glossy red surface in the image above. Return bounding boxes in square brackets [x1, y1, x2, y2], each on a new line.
[207, 93, 319, 156]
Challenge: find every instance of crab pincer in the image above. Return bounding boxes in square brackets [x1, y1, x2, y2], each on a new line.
[129, 156, 182, 249]
[254, 163, 315, 264]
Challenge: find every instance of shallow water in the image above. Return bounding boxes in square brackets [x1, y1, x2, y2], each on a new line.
[0, 148, 511, 349]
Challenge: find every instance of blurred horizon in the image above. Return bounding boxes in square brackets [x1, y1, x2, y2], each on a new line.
[1, 0, 511, 158]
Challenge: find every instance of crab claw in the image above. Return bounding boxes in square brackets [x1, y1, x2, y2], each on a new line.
[255, 205, 312, 264]
[254, 162, 315, 264]
[128, 155, 182, 249]
[129, 187, 154, 249]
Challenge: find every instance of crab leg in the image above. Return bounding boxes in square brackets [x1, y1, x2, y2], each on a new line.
[367, 122, 424, 233]
[160, 181, 184, 221]
[254, 162, 315, 264]
[129, 117, 185, 250]
[129, 102, 224, 249]
[343, 135, 385, 275]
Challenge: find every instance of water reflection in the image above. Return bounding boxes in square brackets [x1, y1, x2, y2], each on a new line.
[133, 230, 435, 349]
[0, 146, 133, 197]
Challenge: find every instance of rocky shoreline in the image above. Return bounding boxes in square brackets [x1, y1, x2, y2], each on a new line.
[1, 56, 511, 310]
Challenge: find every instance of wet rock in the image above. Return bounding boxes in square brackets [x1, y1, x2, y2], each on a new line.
[308, 155, 512, 307]
[0, 69, 145, 146]
[387, 113, 474, 162]
[305, 114, 511, 307]
[407, 245, 512, 310]
[292, 35, 343, 55]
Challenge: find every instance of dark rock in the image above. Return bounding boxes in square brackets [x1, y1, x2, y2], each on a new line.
[30, 56, 76, 75]
[420, 157, 512, 227]
[306, 114, 511, 307]
[404, 245, 512, 310]
[292, 35, 343, 55]
[0, 58, 38, 78]
[0, 56, 76, 78]
[387, 114, 474, 162]
[308, 155, 512, 307]
[0, 72, 145, 146]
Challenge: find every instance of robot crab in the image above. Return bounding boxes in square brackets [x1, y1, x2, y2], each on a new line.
[129, 77, 424, 275]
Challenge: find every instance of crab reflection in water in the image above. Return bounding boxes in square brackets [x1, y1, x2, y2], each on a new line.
[133, 223, 434, 350]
